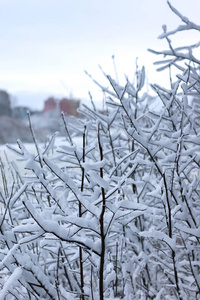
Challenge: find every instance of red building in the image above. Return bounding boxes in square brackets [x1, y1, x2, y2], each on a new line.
[44, 97, 80, 117]
[43, 97, 57, 113]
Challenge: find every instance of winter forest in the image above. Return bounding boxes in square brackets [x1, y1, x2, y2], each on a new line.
[0, 2, 200, 299]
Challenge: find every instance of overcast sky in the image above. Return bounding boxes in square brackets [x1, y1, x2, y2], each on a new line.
[0, 0, 199, 110]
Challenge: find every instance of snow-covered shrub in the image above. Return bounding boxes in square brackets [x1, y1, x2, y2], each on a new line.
[0, 1, 199, 299]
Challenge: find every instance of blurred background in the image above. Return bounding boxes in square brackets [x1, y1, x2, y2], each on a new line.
[0, 0, 199, 143]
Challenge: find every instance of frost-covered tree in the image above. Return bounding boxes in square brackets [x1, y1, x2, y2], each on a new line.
[0, 1, 199, 299]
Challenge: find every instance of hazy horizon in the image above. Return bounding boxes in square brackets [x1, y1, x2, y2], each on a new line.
[0, 0, 199, 110]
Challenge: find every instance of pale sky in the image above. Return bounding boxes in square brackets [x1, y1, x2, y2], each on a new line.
[0, 0, 199, 110]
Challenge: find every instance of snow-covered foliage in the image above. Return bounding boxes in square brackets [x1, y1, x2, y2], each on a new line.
[0, 2, 200, 299]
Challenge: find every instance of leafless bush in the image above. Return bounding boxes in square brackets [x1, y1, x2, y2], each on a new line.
[0, 2, 199, 299]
